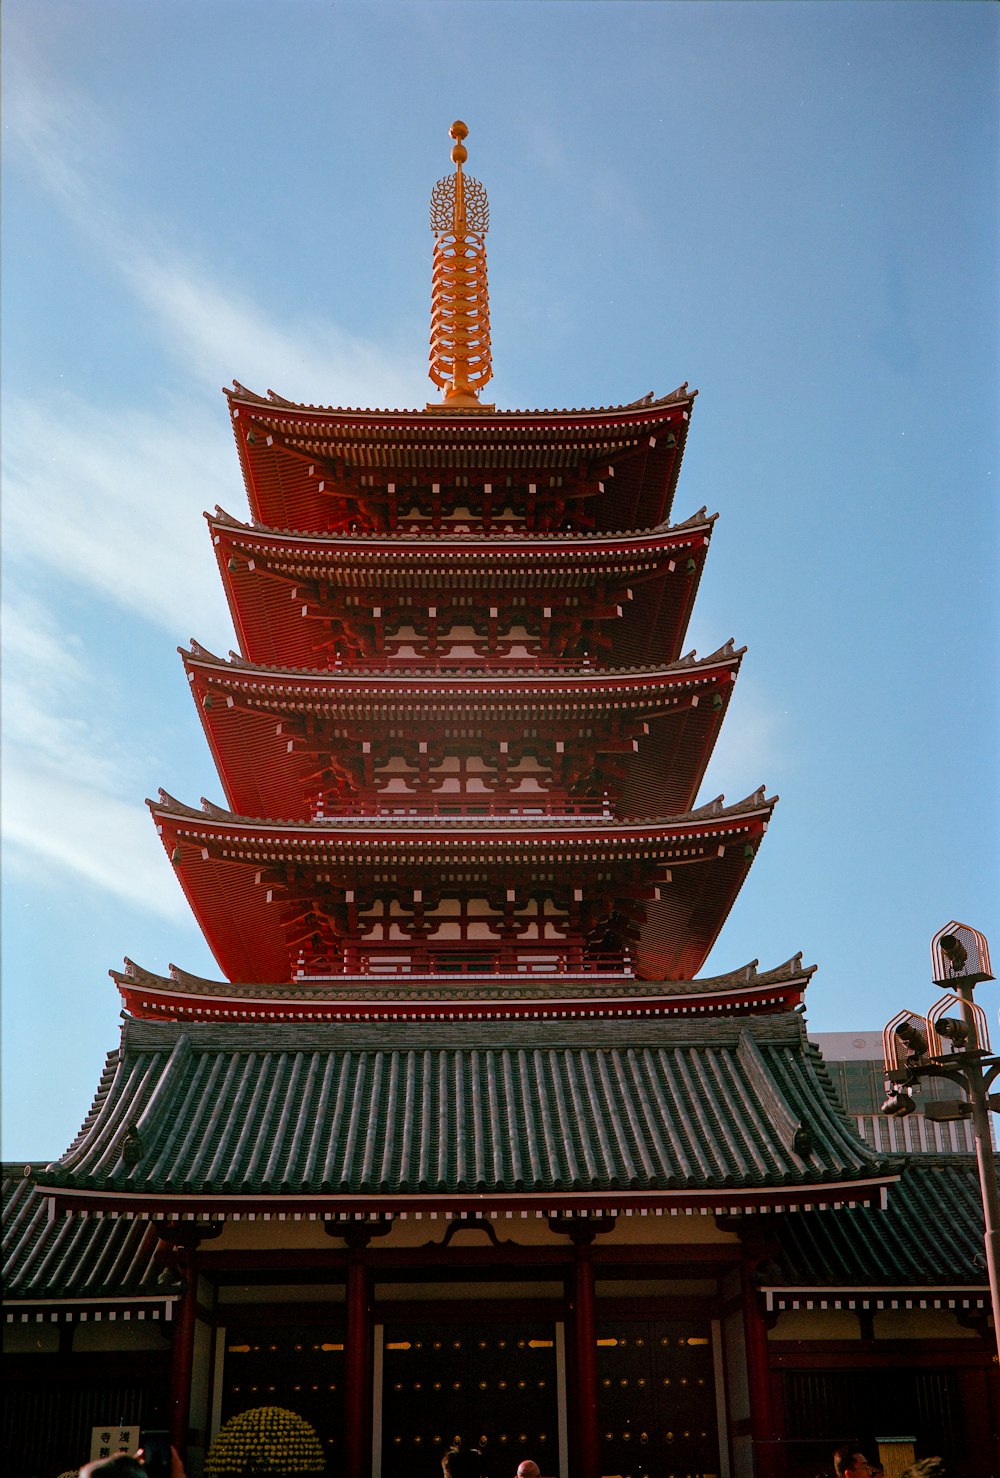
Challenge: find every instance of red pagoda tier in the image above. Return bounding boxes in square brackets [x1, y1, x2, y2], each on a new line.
[180, 639, 743, 820]
[224, 382, 696, 536]
[207, 505, 714, 671]
[152, 788, 774, 984]
[166, 349, 770, 993]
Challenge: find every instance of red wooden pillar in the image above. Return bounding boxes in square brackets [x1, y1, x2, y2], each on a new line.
[573, 1235, 601, 1478]
[552, 1216, 614, 1478]
[344, 1243, 372, 1478]
[334, 1219, 389, 1478]
[156, 1222, 222, 1462]
[741, 1253, 777, 1478]
[169, 1250, 197, 1455]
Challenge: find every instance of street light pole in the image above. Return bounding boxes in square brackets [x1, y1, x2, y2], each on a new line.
[881, 922, 1000, 1357]
[952, 977, 1000, 1351]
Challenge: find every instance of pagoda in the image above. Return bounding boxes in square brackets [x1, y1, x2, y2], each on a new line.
[12, 123, 997, 1478]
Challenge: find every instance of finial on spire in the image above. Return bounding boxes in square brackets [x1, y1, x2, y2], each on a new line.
[427, 120, 494, 411]
[450, 118, 468, 161]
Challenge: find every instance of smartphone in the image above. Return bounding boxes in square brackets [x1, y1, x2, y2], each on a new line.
[142, 1431, 172, 1478]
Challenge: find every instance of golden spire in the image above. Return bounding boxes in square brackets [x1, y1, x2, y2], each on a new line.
[427, 120, 494, 411]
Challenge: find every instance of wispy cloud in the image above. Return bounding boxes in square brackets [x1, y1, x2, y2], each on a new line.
[2, 393, 235, 640]
[5, 46, 425, 410]
[1, 38, 425, 908]
[122, 251, 424, 412]
[1, 596, 187, 921]
[3, 40, 427, 631]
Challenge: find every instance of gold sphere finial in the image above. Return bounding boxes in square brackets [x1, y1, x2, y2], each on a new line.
[450, 120, 469, 167]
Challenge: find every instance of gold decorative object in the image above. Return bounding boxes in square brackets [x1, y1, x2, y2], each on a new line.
[205, 1405, 325, 1476]
[427, 121, 494, 410]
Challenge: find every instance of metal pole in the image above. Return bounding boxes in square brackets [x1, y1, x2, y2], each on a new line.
[956, 983, 1000, 1358]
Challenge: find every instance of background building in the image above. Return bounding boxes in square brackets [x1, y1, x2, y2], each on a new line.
[814, 1032, 989, 1156]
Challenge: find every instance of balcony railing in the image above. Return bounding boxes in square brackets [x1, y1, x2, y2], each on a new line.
[294, 946, 634, 980]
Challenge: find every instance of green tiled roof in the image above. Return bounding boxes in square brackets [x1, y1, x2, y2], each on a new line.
[3, 1164, 181, 1312]
[34, 1013, 889, 1211]
[762, 1155, 993, 1300]
[7, 1155, 988, 1314]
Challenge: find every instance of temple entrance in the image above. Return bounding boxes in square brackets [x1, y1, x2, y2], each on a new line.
[596, 1318, 722, 1478]
[377, 1320, 560, 1478]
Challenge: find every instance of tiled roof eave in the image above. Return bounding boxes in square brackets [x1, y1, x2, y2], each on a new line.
[209, 510, 712, 562]
[182, 644, 742, 704]
[36, 1177, 897, 1222]
[225, 382, 697, 428]
[28, 1013, 889, 1206]
[116, 981, 808, 1026]
[151, 788, 774, 839]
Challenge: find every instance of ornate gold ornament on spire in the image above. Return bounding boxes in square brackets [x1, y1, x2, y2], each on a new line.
[427, 121, 494, 411]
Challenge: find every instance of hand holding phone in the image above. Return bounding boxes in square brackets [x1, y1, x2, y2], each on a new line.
[140, 1432, 172, 1478]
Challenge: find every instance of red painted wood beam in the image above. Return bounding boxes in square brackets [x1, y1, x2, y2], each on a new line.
[741, 1255, 778, 1478]
[344, 1247, 372, 1478]
[168, 1253, 197, 1457]
[571, 1238, 601, 1478]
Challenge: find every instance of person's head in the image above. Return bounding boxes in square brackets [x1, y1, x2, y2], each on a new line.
[79, 1459, 146, 1478]
[517, 1463, 541, 1478]
[902, 1462, 949, 1478]
[833, 1448, 872, 1478]
[442, 1445, 484, 1478]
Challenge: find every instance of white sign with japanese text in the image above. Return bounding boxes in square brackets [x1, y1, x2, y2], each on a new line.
[90, 1426, 140, 1462]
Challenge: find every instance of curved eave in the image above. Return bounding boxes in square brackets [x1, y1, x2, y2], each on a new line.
[183, 641, 741, 698]
[209, 505, 713, 568]
[151, 793, 775, 984]
[210, 512, 712, 670]
[115, 974, 808, 1025]
[113, 953, 814, 1019]
[226, 381, 696, 424]
[38, 1179, 894, 1223]
[182, 644, 742, 819]
[226, 385, 696, 535]
[151, 790, 775, 851]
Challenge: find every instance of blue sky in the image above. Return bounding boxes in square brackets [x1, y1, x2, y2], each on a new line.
[2, 1, 997, 1161]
